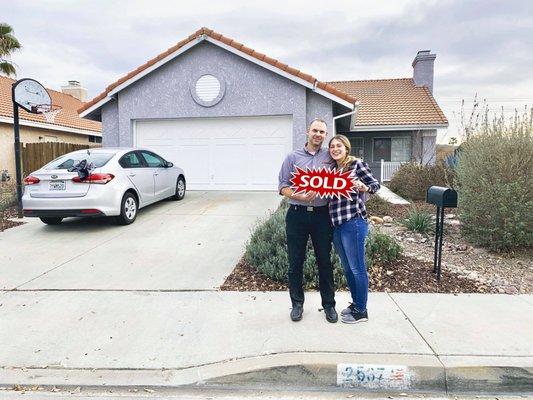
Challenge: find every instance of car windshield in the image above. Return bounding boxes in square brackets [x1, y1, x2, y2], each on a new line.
[44, 152, 115, 170]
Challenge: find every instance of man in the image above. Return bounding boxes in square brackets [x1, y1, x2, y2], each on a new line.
[278, 118, 337, 323]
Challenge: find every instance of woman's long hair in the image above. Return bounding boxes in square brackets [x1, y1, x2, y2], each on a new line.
[329, 134, 358, 170]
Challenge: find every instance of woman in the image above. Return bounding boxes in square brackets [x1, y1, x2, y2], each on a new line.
[328, 135, 380, 324]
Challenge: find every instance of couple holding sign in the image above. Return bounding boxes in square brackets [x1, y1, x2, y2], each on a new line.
[278, 118, 380, 324]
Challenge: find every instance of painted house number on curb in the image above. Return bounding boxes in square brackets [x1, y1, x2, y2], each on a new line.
[337, 364, 411, 389]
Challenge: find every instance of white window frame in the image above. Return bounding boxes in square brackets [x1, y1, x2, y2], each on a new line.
[372, 136, 412, 163]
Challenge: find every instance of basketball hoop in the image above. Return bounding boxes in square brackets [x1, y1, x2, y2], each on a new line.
[32, 104, 62, 124]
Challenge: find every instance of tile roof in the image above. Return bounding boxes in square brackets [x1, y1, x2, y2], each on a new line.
[328, 78, 448, 127]
[1, 75, 101, 133]
[78, 27, 356, 114]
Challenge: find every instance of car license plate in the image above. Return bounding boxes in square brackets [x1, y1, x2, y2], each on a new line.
[49, 180, 66, 191]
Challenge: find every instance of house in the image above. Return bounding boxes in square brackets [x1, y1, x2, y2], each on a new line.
[0, 77, 102, 179]
[79, 27, 447, 190]
[328, 53, 448, 181]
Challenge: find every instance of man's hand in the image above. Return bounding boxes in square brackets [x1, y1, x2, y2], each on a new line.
[298, 190, 317, 202]
[281, 187, 317, 202]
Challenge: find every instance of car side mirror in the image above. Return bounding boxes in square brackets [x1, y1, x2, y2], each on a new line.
[165, 161, 173, 168]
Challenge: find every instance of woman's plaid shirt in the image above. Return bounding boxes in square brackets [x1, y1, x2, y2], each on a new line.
[328, 160, 381, 226]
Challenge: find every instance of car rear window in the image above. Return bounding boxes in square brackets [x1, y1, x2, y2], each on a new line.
[44, 153, 115, 170]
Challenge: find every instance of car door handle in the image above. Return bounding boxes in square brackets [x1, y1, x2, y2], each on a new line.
[153, 173, 159, 176]
[128, 173, 136, 177]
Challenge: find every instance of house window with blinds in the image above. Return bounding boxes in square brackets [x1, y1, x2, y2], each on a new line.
[349, 137, 364, 159]
[373, 137, 412, 162]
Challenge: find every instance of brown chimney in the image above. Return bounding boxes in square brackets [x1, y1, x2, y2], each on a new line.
[61, 80, 88, 102]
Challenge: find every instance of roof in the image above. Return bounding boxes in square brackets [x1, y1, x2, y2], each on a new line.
[78, 27, 356, 116]
[0, 75, 101, 134]
[328, 78, 448, 128]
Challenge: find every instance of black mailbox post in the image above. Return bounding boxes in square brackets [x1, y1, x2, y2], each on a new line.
[426, 186, 458, 281]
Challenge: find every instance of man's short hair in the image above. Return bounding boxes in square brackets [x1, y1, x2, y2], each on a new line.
[308, 118, 327, 129]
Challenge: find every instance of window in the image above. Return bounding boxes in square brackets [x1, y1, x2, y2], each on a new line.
[348, 137, 364, 159]
[373, 137, 412, 162]
[43, 135, 58, 143]
[139, 151, 165, 168]
[89, 135, 102, 143]
[119, 152, 143, 168]
[373, 138, 391, 162]
[44, 152, 115, 170]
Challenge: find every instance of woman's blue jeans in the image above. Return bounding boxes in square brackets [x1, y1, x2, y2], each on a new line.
[332, 217, 369, 312]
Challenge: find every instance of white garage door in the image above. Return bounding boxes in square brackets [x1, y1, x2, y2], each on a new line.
[134, 115, 293, 190]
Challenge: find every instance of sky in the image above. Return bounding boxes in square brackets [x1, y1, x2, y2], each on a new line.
[3, 0, 533, 143]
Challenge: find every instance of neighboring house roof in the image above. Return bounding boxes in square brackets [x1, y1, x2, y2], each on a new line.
[328, 78, 448, 130]
[79, 27, 357, 117]
[0, 75, 101, 135]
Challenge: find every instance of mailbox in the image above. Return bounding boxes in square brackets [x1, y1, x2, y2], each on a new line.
[426, 186, 459, 281]
[426, 186, 458, 208]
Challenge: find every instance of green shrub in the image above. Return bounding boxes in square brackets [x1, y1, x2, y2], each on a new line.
[244, 202, 403, 289]
[366, 194, 392, 216]
[402, 207, 434, 233]
[366, 229, 403, 265]
[455, 115, 533, 251]
[389, 162, 455, 201]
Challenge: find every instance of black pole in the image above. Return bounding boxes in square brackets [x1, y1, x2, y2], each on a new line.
[433, 206, 441, 273]
[436, 206, 446, 281]
[12, 99, 23, 218]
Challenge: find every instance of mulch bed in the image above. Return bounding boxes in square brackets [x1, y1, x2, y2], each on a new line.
[220, 255, 494, 293]
[0, 206, 25, 232]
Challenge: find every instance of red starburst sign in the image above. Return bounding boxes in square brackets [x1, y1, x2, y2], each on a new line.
[290, 166, 358, 200]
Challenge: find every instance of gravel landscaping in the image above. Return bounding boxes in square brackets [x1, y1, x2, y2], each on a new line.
[0, 205, 24, 232]
[222, 201, 532, 294]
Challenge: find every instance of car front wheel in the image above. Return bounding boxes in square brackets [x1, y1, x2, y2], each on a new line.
[40, 217, 63, 225]
[116, 192, 138, 225]
[171, 176, 186, 200]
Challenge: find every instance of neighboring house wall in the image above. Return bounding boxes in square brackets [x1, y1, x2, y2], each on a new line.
[0, 123, 95, 177]
[101, 42, 333, 150]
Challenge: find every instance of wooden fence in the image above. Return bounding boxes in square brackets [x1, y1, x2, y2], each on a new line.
[21, 142, 101, 176]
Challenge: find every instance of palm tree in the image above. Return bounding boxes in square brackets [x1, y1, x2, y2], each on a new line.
[0, 23, 21, 77]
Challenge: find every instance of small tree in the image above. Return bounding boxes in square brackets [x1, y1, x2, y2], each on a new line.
[0, 23, 21, 77]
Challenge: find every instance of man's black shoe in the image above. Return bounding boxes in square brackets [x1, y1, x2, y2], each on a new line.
[324, 306, 338, 323]
[290, 304, 303, 321]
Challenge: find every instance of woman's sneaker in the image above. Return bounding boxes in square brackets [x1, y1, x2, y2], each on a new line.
[341, 309, 368, 324]
[341, 303, 357, 316]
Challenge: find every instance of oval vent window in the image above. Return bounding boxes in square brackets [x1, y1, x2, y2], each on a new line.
[195, 74, 221, 102]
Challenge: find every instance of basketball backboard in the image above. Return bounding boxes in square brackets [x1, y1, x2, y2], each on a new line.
[12, 78, 52, 114]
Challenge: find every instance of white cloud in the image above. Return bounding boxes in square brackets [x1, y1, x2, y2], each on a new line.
[3, 0, 532, 144]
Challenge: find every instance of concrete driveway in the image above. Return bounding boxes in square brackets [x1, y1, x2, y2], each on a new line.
[0, 191, 281, 291]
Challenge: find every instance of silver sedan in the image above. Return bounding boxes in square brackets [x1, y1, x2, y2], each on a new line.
[22, 148, 186, 225]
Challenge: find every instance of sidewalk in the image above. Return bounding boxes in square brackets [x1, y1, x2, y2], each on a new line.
[1, 291, 531, 394]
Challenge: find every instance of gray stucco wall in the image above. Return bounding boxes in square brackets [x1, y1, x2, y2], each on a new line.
[100, 41, 333, 150]
[101, 100, 119, 147]
[305, 89, 333, 144]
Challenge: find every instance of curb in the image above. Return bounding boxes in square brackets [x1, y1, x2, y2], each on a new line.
[1, 353, 532, 395]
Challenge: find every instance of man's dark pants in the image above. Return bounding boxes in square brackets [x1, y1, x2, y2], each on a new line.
[285, 204, 336, 308]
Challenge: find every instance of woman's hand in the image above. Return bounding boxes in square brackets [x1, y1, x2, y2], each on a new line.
[354, 180, 369, 192]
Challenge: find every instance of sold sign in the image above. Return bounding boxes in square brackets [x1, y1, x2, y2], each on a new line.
[290, 166, 358, 200]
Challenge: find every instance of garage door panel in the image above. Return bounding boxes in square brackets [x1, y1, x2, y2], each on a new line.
[249, 144, 286, 185]
[213, 143, 248, 185]
[135, 116, 292, 190]
[176, 144, 211, 184]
